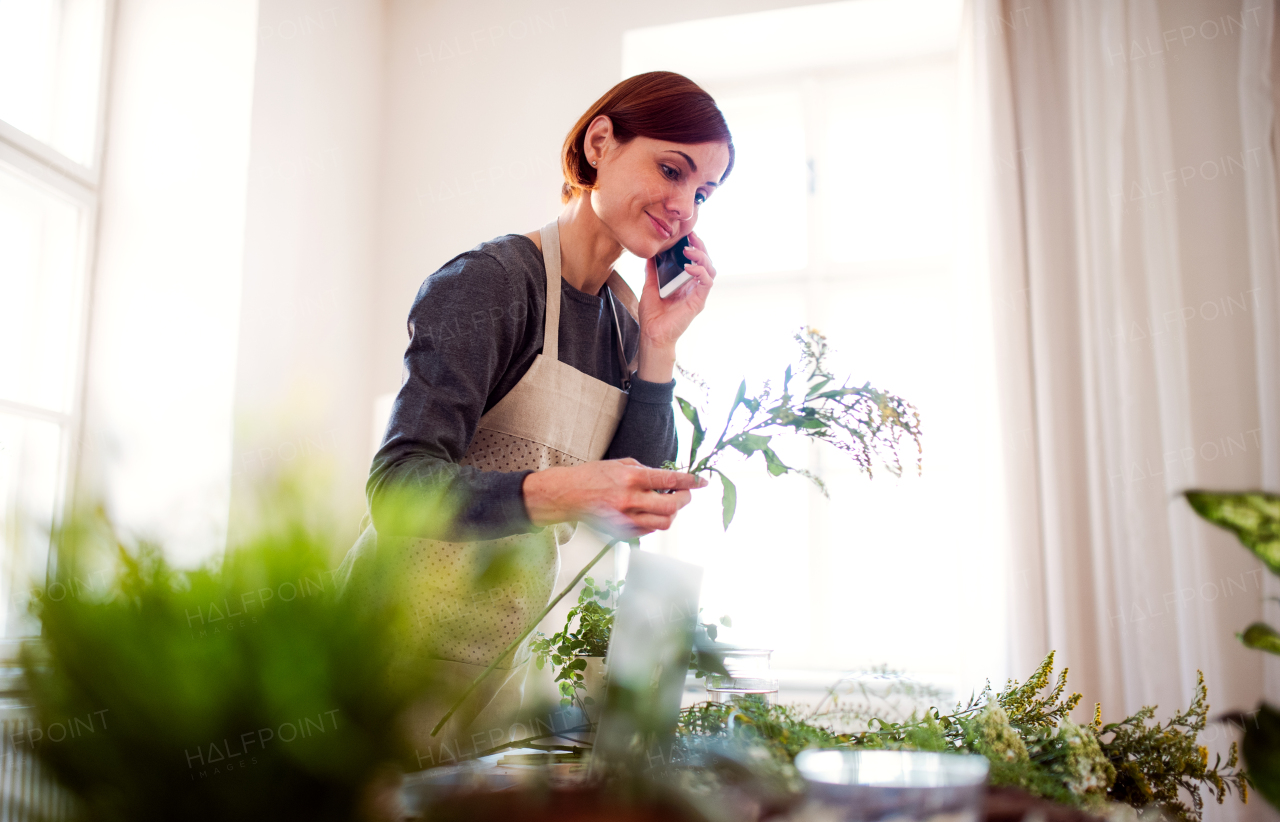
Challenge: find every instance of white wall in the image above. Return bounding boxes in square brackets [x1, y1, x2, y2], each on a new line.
[228, 0, 385, 548]
[80, 0, 258, 566]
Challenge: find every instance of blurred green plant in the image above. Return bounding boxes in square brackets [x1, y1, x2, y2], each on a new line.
[530, 576, 621, 711]
[1185, 489, 1280, 810]
[19, 480, 448, 822]
[668, 327, 923, 529]
[676, 652, 1247, 822]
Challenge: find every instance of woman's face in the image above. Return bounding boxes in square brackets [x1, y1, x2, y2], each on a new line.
[585, 116, 731, 259]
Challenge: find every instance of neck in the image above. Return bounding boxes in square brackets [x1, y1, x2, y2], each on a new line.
[557, 194, 623, 296]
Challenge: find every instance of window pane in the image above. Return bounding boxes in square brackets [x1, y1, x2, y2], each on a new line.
[0, 161, 87, 413]
[805, 275, 1006, 683]
[0, 0, 107, 166]
[695, 88, 808, 277]
[0, 413, 63, 639]
[655, 284, 818, 665]
[821, 64, 957, 265]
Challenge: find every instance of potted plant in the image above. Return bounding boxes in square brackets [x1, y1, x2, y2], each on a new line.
[529, 576, 621, 725]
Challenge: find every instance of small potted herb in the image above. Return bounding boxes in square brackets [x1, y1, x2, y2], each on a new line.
[529, 577, 621, 724]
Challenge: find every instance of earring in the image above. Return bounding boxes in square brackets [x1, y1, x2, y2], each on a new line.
[591, 160, 597, 166]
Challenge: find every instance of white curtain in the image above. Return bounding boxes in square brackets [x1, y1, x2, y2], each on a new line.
[965, 4, 1280, 818]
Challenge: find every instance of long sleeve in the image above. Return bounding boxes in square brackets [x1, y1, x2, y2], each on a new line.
[367, 251, 539, 542]
[603, 376, 679, 467]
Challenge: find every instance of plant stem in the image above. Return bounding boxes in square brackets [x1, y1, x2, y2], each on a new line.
[472, 726, 594, 759]
[430, 537, 620, 737]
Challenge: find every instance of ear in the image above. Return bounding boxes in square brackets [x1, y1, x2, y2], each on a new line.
[584, 115, 614, 161]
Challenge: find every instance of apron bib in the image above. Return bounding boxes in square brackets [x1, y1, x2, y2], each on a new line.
[335, 217, 638, 760]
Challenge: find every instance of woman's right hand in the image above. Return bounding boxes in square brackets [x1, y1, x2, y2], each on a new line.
[521, 457, 708, 538]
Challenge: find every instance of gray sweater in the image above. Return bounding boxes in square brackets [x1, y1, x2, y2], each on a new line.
[367, 233, 679, 541]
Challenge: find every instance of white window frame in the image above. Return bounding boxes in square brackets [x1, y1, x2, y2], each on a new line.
[0, 0, 116, 665]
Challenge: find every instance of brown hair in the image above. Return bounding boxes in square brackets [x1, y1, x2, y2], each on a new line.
[560, 71, 735, 203]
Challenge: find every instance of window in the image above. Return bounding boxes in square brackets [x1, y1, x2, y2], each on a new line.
[0, 0, 111, 644]
[621, 0, 1009, 693]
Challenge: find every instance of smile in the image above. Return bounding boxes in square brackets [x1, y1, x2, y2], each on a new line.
[646, 212, 673, 239]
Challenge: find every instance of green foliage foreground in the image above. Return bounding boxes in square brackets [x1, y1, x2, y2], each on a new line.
[676, 653, 1248, 822]
[20, 500, 437, 822]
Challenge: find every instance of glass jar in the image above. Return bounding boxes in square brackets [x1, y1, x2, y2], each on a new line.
[705, 648, 778, 706]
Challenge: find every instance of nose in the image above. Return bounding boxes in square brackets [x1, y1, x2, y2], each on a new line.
[663, 189, 695, 224]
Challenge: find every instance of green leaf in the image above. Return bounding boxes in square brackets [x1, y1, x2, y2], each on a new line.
[1243, 702, 1280, 810]
[1185, 491, 1280, 575]
[728, 432, 771, 456]
[1241, 622, 1280, 655]
[731, 379, 747, 413]
[719, 615, 732, 627]
[762, 447, 790, 477]
[720, 473, 737, 531]
[805, 378, 832, 399]
[676, 396, 706, 468]
[706, 624, 718, 641]
[534, 657, 544, 670]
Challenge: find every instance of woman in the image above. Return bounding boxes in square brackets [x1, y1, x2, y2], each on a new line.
[336, 70, 734, 757]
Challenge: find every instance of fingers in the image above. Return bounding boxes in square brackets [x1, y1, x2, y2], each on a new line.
[628, 513, 676, 532]
[682, 264, 712, 291]
[579, 461, 708, 537]
[627, 488, 692, 517]
[640, 467, 708, 491]
[682, 243, 716, 280]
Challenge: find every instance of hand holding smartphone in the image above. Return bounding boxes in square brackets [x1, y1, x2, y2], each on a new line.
[654, 235, 693, 299]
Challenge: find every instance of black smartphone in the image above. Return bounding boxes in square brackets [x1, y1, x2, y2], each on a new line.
[654, 235, 693, 298]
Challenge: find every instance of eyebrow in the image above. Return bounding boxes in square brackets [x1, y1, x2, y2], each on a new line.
[666, 150, 720, 187]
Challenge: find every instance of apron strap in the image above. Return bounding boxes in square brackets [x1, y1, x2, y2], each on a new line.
[605, 270, 640, 378]
[605, 286, 632, 391]
[538, 219, 640, 383]
[538, 219, 562, 362]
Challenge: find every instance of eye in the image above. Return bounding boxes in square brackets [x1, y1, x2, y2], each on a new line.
[660, 164, 679, 180]
[695, 192, 707, 206]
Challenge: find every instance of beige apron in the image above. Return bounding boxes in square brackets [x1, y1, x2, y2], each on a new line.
[336, 217, 638, 762]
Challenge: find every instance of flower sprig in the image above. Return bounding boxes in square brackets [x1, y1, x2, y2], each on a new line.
[668, 327, 923, 529]
[676, 653, 1249, 822]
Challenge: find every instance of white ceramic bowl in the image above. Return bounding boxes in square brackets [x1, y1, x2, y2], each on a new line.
[795, 749, 989, 822]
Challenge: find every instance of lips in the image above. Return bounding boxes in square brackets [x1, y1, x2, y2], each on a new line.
[646, 212, 673, 239]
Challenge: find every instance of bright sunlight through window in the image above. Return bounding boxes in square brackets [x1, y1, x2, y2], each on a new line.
[619, 0, 1007, 696]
